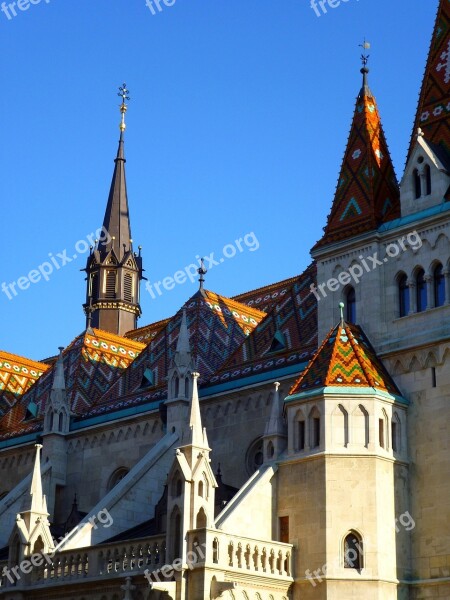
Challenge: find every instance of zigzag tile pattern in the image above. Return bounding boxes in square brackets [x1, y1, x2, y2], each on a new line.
[0, 330, 145, 439]
[408, 0, 450, 159]
[289, 321, 400, 396]
[0, 351, 49, 416]
[83, 290, 267, 416]
[315, 79, 400, 248]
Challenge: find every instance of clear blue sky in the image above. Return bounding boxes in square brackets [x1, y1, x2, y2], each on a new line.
[0, 0, 438, 361]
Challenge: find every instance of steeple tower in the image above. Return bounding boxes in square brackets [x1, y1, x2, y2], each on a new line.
[83, 84, 144, 337]
[407, 0, 450, 160]
[314, 51, 400, 248]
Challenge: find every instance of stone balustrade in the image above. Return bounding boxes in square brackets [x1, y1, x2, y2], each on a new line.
[187, 528, 294, 580]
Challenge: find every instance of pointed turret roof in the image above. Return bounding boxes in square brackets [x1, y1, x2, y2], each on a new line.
[288, 320, 400, 397]
[99, 132, 133, 261]
[264, 381, 284, 437]
[27, 444, 47, 516]
[314, 67, 400, 249]
[407, 0, 450, 160]
[52, 347, 66, 391]
[173, 310, 192, 369]
[188, 372, 204, 447]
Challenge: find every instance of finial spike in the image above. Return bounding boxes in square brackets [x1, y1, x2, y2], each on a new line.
[339, 302, 345, 326]
[117, 83, 130, 134]
[198, 259, 207, 290]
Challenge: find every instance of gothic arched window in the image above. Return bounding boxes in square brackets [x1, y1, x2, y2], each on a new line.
[434, 264, 445, 307]
[398, 273, 410, 317]
[344, 532, 363, 569]
[346, 287, 356, 324]
[413, 168, 421, 199]
[416, 269, 427, 312]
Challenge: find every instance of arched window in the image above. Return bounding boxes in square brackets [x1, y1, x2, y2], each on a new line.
[90, 273, 99, 299]
[171, 508, 182, 559]
[105, 271, 116, 299]
[416, 269, 427, 312]
[212, 538, 219, 564]
[346, 287, 356, 324]
[343, 532, 363, 569]
[198, 480, 204, 498]
[108, 467, 129, 491]
[49, 412, 54, 431]
[196, 507, 207, 529]
[413, 168, 421, 199]
[379, 410, 389, 450]
[246, 438, 264, 475]
[425, 164, 431, 196]
[392, 413, 401, 453]
[174, 377, 180, 398]
[171, 471, 182, 497]
[58, 412, 64, 432]
[309, 407, 321, 449]
[434, 264, 445, 307]
[398, 273, 410, 317]
[296, 416, 306, 451]
[33, 536, 45, 555]
[184, 377, 189, 398]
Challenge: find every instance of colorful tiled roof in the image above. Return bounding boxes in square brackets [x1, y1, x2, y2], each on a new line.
[216, 264, 317, 380]
[0, 330, 146, 440]
[0, 351, 49, 416]
[81, 289, 267, 417]
[408, 0, 450, 160]
[314, 72, 400, 249]
[125, 317, 171, 344]
[232, 275, 300, 313]
[288, 320, 400, 396]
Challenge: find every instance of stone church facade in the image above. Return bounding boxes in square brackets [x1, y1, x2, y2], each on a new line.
[0, 2, 449, 598]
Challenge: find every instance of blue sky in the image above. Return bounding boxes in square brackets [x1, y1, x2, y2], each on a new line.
[0, 0, 438, 360]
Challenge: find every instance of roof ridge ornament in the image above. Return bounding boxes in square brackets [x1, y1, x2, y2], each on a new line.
[339, 301, 345, 327]
[117, 83, 130, 134]
[198, 258, 207, 290]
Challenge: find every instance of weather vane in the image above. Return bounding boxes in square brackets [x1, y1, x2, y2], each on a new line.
[359, 40, 370, 68]
[117, 83, 130, 133]
[198, 259, 207, 290]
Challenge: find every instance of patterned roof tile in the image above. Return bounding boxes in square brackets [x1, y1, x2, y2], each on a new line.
[289, 320, 400, 396]
[314, 74, 400, 248]
[408, 0, 450, 160]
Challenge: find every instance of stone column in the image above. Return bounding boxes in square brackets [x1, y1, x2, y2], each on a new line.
[425, 275, 433, 309]
[444, 268, 450, 305]
[408, 281, 416, 314]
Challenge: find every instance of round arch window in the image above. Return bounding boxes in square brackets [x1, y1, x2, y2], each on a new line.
[107, 467, 129, 491]
[246, 437, 264, 475]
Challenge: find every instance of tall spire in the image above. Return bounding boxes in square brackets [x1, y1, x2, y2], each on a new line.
[99, 83, 133, 261]
[188, 372, 205, 447]
[29, 444, 46, 515]
[313, 53, 400, 249]
[264, 382, 284, 437]
[174, 310, 192, 369]
[407, 0, 450, 160]
[82, 84, 144, 337]
[52, 347, 66, 391]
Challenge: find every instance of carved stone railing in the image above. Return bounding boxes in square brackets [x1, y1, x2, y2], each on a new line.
[187, 528, 294, 581]
[0, 535, 166, 588]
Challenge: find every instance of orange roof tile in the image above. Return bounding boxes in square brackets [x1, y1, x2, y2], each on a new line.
[289, 321, 400, 396]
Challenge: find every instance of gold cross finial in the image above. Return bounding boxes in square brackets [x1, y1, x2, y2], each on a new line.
[117, 83, 130, 133]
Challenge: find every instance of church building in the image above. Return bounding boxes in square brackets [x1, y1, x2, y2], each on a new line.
[0, 1, 449, 598]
